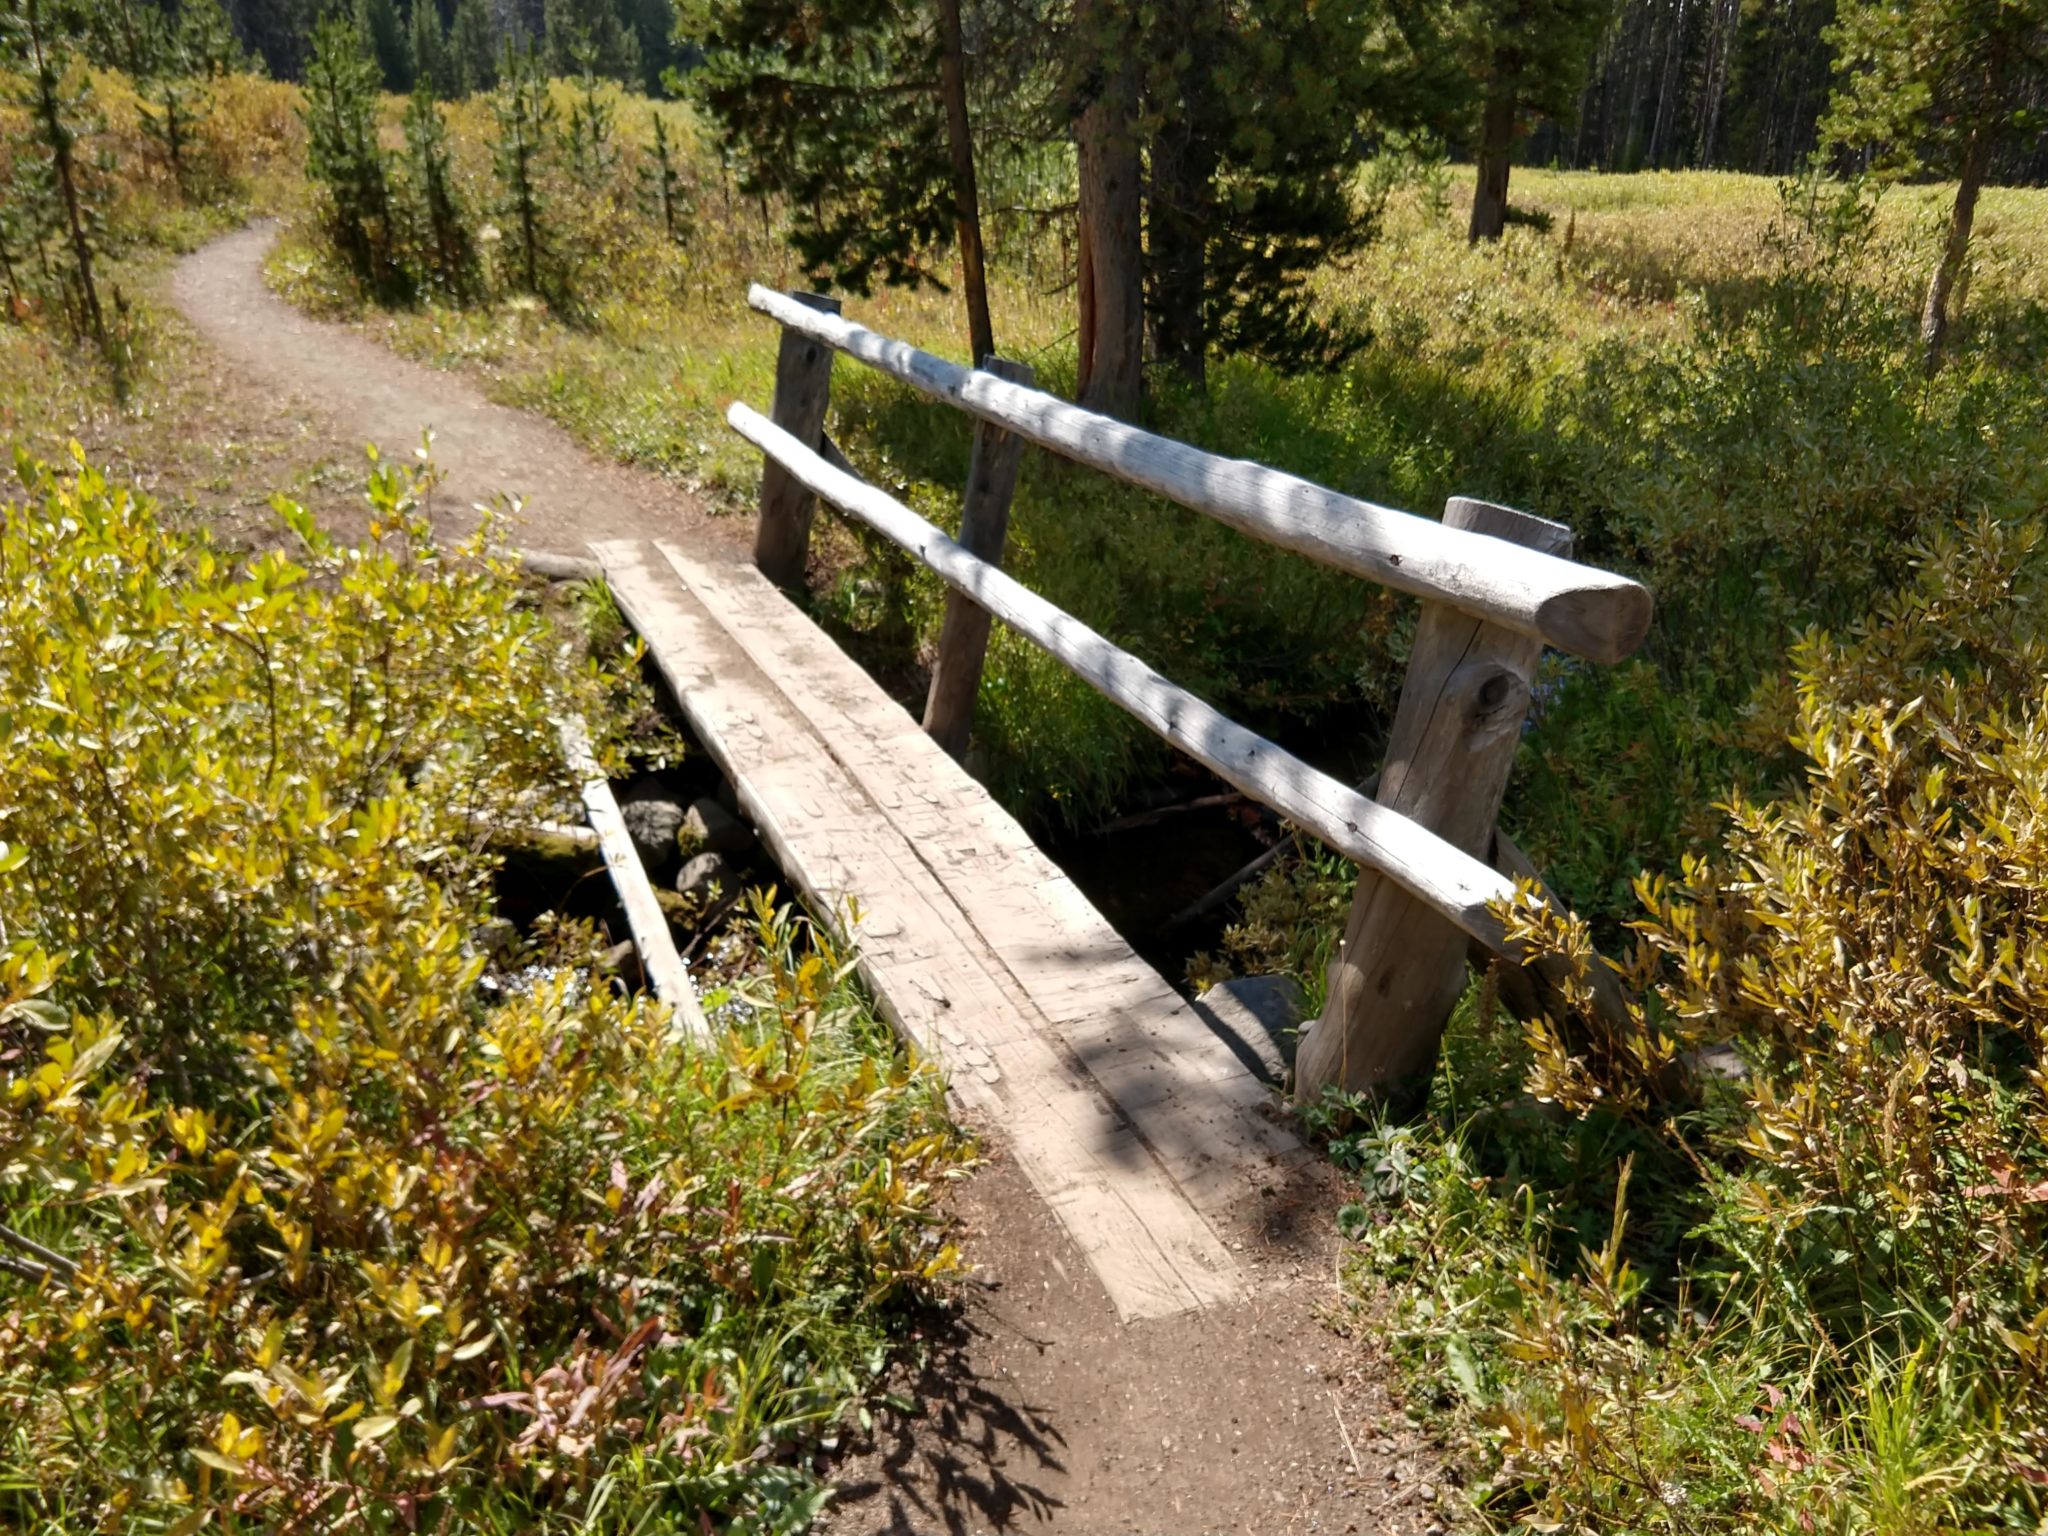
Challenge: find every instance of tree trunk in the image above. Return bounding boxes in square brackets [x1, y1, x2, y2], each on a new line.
[934, 0, 994, 367]
[27, 0, 107, 356]
[1468, 89, 1515, 243]
[1145, 38, 1213, 386]
[1073, 0, 1143, 419]
[1921, 127, 1990, 376]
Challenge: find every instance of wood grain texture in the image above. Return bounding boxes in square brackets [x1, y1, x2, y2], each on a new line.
[728, 402, 1525, 952]
[747, 285, 1651, 663]
[753, 292, 841, 588]
[591, 539, 1304, 1321]
[1295, 498, 1563, 1103]
[923, 355, 1035, 759]
[557, 715, 710, 1040]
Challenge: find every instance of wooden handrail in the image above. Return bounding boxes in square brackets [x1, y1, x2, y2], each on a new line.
[727, 400, 1523, 953]
[746, 284, 1652, 665]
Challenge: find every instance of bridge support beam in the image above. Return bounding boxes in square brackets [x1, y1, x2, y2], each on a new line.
[1295, 499, 1571, 1109]
[754, 291, 842, 589]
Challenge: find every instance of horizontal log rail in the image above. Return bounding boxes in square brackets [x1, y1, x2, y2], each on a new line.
[728, 401, 1521, 953]
[747, 284, 1651, 666]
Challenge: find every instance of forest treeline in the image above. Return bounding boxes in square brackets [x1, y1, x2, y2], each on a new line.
[62, 0, 2048, 186]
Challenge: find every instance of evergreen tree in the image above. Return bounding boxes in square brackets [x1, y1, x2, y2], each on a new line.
[688, 0, 1392, 411]
[1136, 0, 1387, 381]
[355, 0, 412, 90]
[1823, 0, 2048, 369]
[139, 71, 209, 197]
[639, 104, 688, 242]
[1450, 0, 1612, 240]
[409, 0, 454, 96]
[304, 15, 402, 292]
[449, 0, 496, 93]
[403, 81, 474, 293]
[179, 0, 246, 75]
[684, 1, 978, 342]
[491, 43, 555, 295]
[3, 0, 117, 382]
[543, 0, 637, 82]
[561, 68, 618, 182]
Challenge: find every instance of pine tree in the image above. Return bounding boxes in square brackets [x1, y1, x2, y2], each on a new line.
[403, 81, 474, 293]
[688, 0, 1393, 412]
[639, 108, 688, 244]
[685, 1, 976, 345]
[561, 68, 618, 183]
[3, 0, 115, 380]
[449, 0, 496, 94]
[1823, 0, 2048, 370]
[1135, 0, 1386, 382]
[543, 0, 637, 83]
[355, 0, 412, 90]
[304, 16, 402, 292]
[179, 0, 244, 76]
[139, 71, 208, 197]
[1443, 0, 1612, 241]
[491, 43, 555, 296]
[409, 0, 453, 97]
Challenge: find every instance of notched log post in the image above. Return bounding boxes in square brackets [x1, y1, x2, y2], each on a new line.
[1295, 497, 1571, 1108]
[923, 356, 1035, 759]
[753, 291, 842, 588]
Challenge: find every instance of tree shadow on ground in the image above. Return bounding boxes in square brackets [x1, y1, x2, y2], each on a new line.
[826, 1299, 1068, 1534]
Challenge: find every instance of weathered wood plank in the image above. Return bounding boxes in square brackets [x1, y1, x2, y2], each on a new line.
[747, 285, 1651, 664]
[557, 715, 709, 1040]
[726, 401, 1527, 954]
[591, 539, 1253, 1320]
[650, 542, 1305, 1211]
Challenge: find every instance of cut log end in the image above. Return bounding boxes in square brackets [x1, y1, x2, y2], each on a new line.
[1535, 580, 1654, 666]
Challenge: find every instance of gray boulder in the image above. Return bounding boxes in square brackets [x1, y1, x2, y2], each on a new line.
[617, 778, 686, 872]
[676, 851, 729, 899]
[683, 796, 755, 857]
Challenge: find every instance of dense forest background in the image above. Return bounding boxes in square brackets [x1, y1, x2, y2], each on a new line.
[70, 0, 2048, 184]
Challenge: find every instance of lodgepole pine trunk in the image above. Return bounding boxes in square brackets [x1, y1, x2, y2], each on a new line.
[1073, 0, 1143, 420]
[934, 0, 994, 367]
[1146, 68, 1213, 386]
[1921, 126, 1990, 376]
[1468, 87, 1516, 244]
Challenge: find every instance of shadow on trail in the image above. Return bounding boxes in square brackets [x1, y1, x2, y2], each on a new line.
[830, 1301, 1068, 1534]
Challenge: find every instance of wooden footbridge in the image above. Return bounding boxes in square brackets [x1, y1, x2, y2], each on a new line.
[586, 289, 1651, 1322]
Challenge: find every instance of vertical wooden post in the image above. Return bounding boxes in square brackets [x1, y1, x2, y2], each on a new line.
[1294, 498, 1572, 1106]
[753, 291, 842, 589]
[922, 356, 1035, 760]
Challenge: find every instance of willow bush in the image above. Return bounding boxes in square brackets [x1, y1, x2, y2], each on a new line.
[1338, 507, 2048, 1530]
[0, 454, 968, 1534]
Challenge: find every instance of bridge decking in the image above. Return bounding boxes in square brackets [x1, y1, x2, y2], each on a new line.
[593, 539, 1309, 1321]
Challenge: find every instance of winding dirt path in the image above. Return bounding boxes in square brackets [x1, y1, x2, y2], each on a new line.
[169, 222, 746, 558]
[165, 226, 1442, 1536]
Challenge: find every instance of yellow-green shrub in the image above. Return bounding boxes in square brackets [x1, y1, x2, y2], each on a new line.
[0, 456, 969, 1533]
[1349, 509, 2048, 1531]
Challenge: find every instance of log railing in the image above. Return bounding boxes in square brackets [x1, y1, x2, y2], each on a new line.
[733, 285, 1654, 1104]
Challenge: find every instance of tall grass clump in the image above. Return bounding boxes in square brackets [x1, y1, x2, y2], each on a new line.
[0, 452, 968, 1533]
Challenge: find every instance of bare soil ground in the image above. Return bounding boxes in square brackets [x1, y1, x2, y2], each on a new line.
[114, 225, 1445, 1535]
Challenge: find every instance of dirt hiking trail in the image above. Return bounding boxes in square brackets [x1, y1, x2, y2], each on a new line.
[166, 225, 1445, 1536]
[170, 222, 746, 558]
